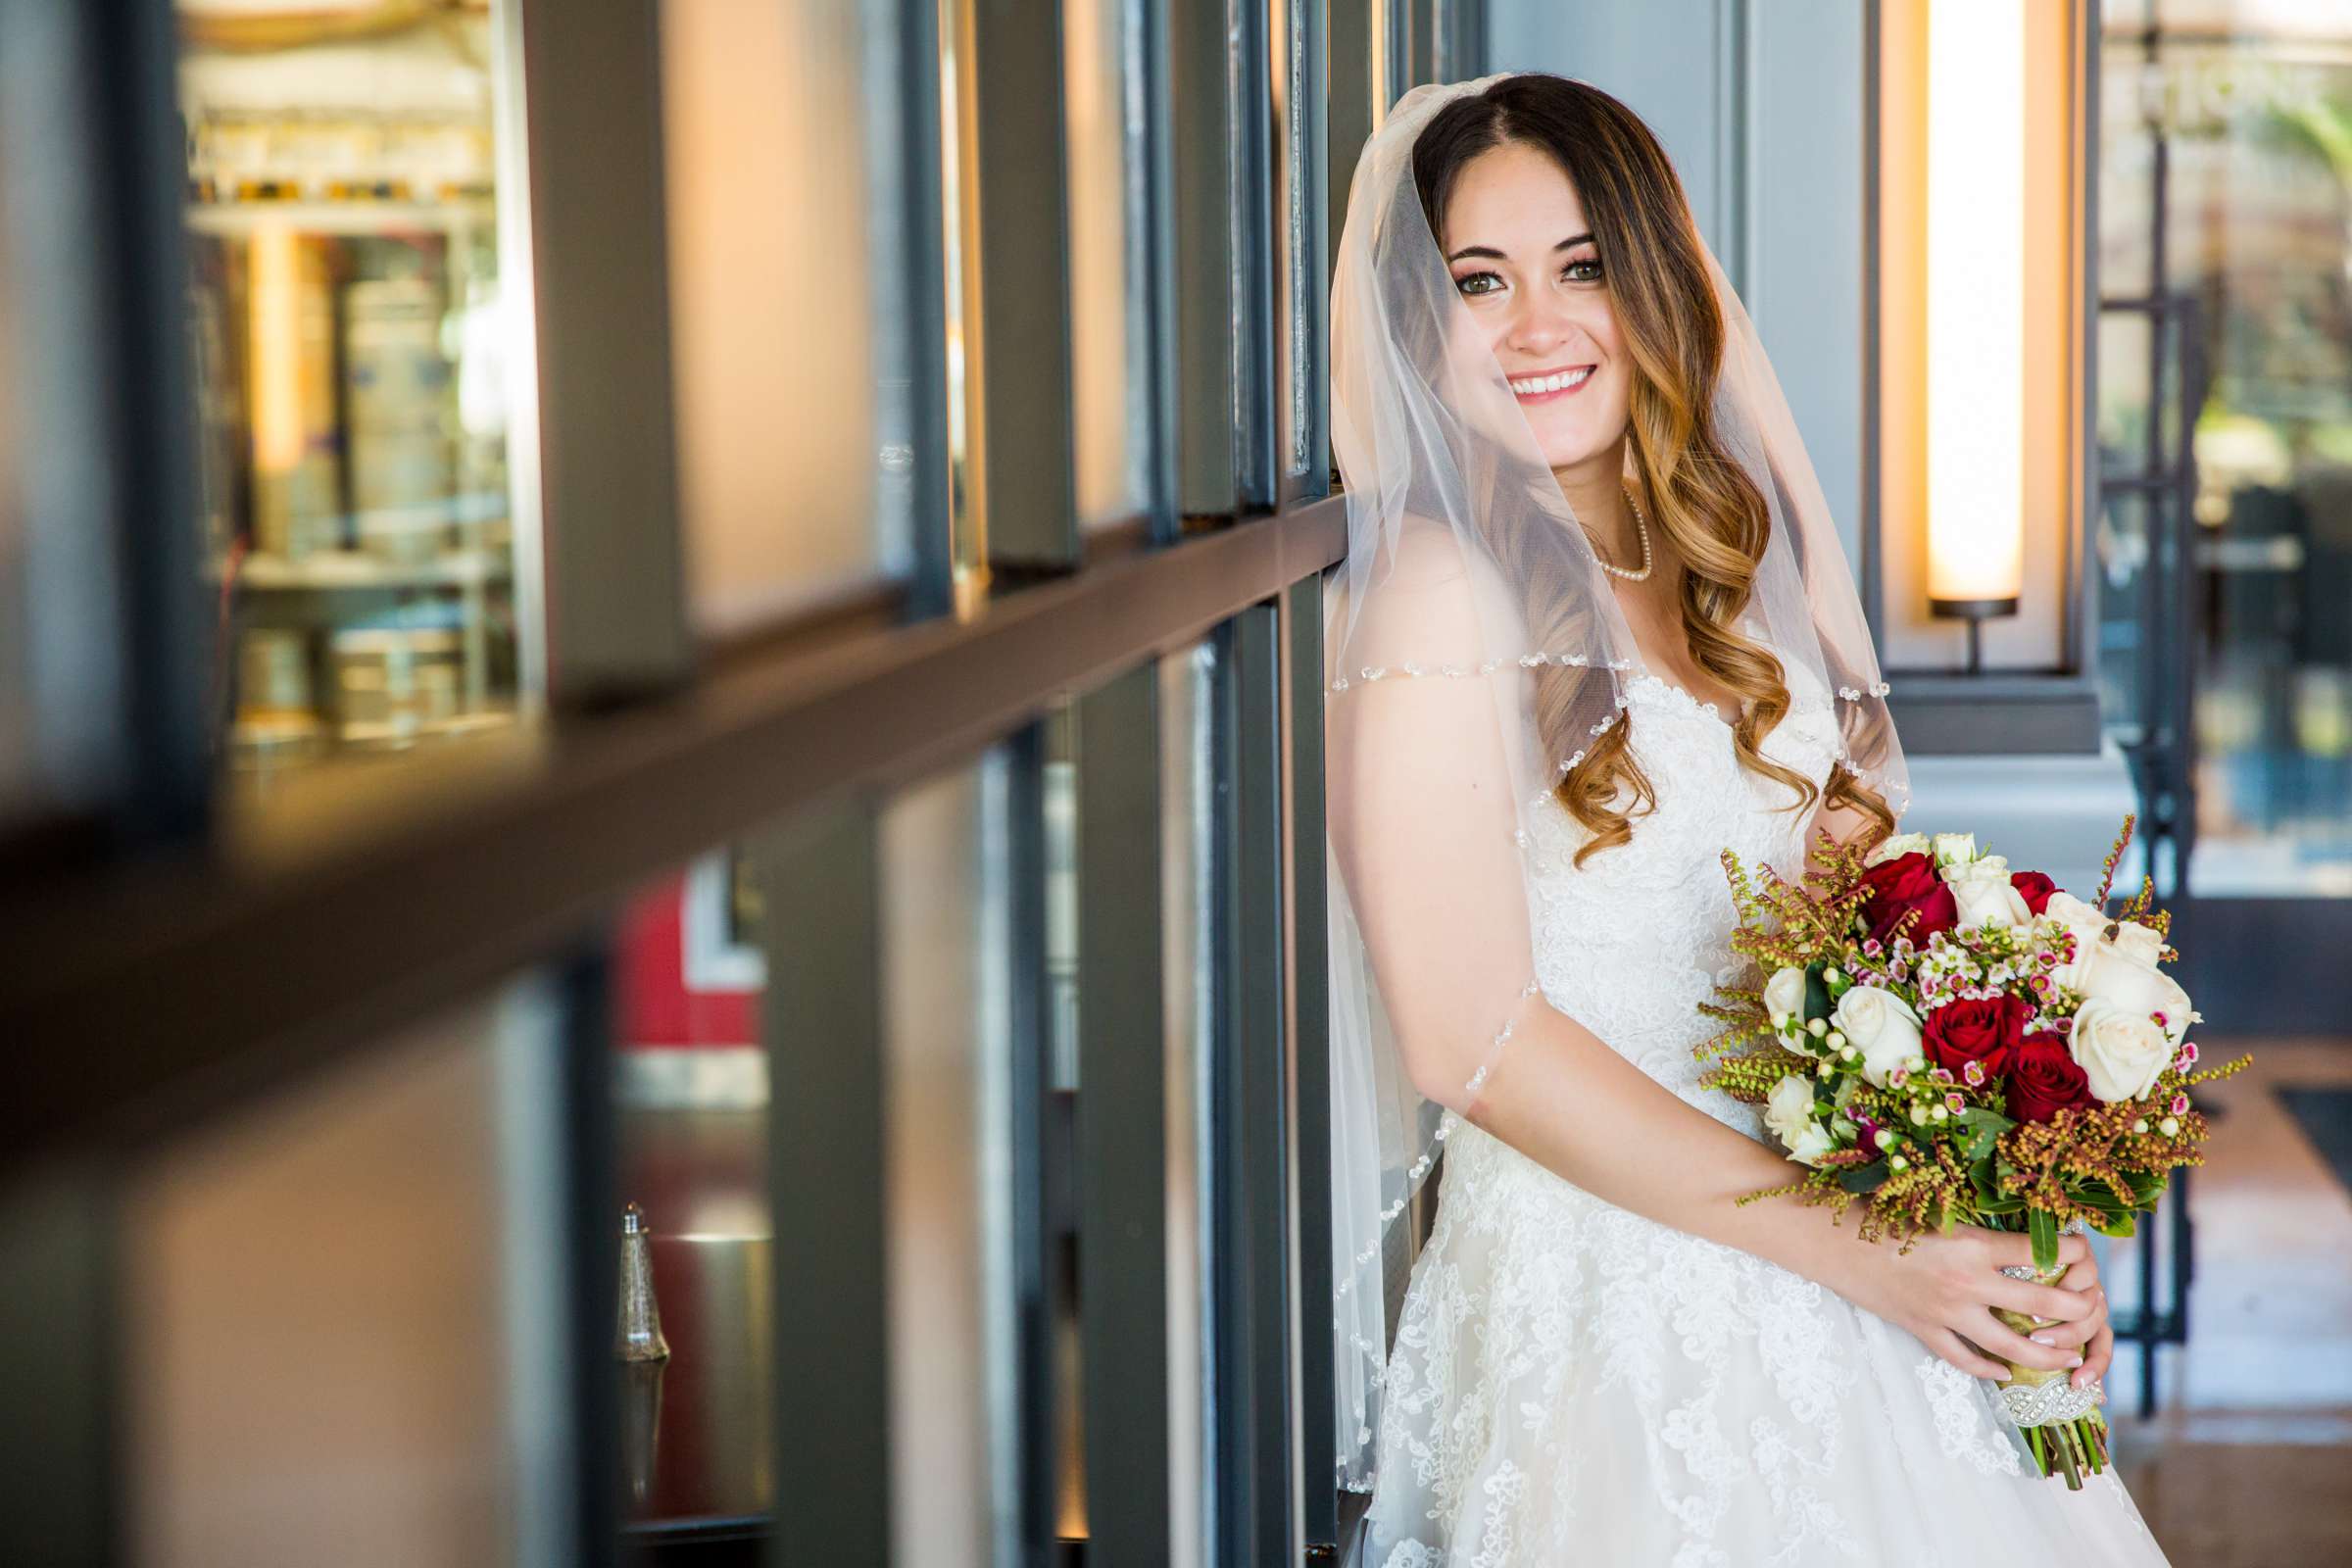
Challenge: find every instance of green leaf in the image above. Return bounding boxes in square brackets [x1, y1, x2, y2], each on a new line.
[2064, 1179, 2129, 1215]
[1956, 1107, 2017, 1137]
[2029, 1208, 2061, 1271]
[2092, 1212, 2138, 1240]
[1803, 965, 1835, 1025]
[1838, 1159, 1890, 1194]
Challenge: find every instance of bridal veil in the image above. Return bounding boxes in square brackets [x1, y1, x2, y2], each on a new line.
[1323, 71, 1912, 1494]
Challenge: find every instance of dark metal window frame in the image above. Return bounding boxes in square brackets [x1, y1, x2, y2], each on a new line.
[0, 2, 1487, 1562]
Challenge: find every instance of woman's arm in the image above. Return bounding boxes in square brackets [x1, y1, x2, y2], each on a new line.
[1464, 999, 2110, 1385]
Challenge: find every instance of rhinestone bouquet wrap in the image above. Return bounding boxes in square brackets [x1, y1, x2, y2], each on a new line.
[1694, 815, 2249, 1489]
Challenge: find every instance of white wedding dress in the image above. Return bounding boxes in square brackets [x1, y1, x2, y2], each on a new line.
[1359, 661, 2172, 1567]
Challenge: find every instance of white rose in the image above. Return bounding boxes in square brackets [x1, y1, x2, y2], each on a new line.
[1764, 1073, 1822, 1155]
[1932, 832, 1979, 867]
[2044, 891, 2166, 971]
[1764, 965, 1810, 1028]
[2044, 895, 2194, 1042]
[2082, 959, 2194, 1046]
[1941, 853, 2032, 931]
[1786, 1120, 1838, 1167]
[1866, 831, 1932, 867]
[1832, 984, 1924, 1087]
[2069, 997, 2174, 1103]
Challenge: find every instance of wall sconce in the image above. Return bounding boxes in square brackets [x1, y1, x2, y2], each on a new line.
[1925, 0, 2025, 674]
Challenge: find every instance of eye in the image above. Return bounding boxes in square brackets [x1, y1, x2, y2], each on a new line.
[1453, 270, 1501, 297]
[1564, 255, 1603, 283]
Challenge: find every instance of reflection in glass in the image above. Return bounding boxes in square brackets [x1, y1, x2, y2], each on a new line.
[1045, 707, 1079, 1091]
[939, 0, 989, 608]
[1286, 0, 1315, 479]
[1065, 0, 1152, 529]
[180, 3, 528, 786]
[2092, 488, 2156, 739]
[612, 852, 775, 1536]
[880, 749, 1020, 1565]
[2097, 3, 2352, 894]
[0, 132, 26, 824]
[1159, 640, 1217, 1568]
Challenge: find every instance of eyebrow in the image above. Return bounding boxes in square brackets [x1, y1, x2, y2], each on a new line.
[1446, 231, 1594, 264]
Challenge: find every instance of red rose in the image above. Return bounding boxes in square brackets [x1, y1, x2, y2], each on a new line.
[1856, 852, 1958, 946]
[2005, 1039, 2094, 1124]
[2010, 870, 2058, 915]
[1923, 994, 2030, 1082]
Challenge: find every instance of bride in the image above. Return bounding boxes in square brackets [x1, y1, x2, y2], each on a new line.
[1322, 74, 2170, 1564]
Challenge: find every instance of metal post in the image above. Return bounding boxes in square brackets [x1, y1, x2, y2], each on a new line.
[1075, 662, 1172, 1563]
[1213, 603, 1298, 1565]
[755, 797, 891, 1561]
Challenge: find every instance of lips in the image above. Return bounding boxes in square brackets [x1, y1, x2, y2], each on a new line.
[1509, 364, 1596, 402]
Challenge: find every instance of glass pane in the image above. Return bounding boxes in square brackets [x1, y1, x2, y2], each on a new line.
[2096, 310, 2155, 479]
[607, 745, 1030, 1558]
[660, 0, 916, 635]
[122, 975, 568, 1565]
[879, 749, 1022, 1563]
[180, 3, 533, 792]
[939, 1, 985, 600]
[2097, 4, 2352, 895]
[2092, 486, 2157, 741]
[1046, 709, 1079, 1091]
[1064, 0, 1152, 529]
[1054, 646, 1218, 1559]
[2098, 31, 2157, 301]
[611, 851, 773, 1531]
[0, 131, 28, 825]
[1285, 0, 1316, 480]
[1158, 640, 1216, 1568]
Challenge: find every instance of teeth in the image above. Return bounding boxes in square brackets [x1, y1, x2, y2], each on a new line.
[1510, 366, 1594, 395]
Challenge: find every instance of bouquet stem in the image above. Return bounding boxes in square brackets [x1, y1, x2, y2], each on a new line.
[1993, 1261, 2110, 1490]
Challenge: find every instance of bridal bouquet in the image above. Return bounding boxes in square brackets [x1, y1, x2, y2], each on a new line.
[1695, 816, 2248, 1489]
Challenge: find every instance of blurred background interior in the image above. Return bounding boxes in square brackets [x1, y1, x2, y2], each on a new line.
[1, 1, 2348, 1564]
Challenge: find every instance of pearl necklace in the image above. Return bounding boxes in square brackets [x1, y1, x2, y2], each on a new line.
[1596, 481, 1654, 581]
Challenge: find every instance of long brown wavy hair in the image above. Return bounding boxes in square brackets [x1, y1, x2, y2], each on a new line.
[1412, 74, 1893, 865]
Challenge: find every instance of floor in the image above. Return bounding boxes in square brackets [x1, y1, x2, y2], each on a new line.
[2107, 1037, 2352, 1567]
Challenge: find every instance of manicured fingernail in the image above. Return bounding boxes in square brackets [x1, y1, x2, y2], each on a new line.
[2068, 1355, 2084, 1368]
[2031, 1333, 2057, 1347]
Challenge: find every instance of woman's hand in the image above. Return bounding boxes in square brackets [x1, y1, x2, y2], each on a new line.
[1827, 1225, 2112, 1386]
[2033, 1242, 2114, 1390]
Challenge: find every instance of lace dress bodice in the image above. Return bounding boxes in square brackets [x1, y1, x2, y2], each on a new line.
[1523, 664, 1844, 1129]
